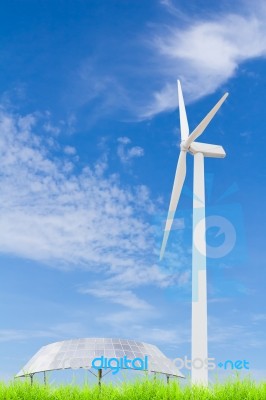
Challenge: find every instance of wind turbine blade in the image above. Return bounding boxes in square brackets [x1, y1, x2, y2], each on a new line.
[160, 150, 187, 260]
[177, 80, 189, 141]
[185, 92, 229, 147]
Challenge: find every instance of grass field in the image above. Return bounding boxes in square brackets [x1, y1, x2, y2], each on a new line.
[0, 377, 266, 399]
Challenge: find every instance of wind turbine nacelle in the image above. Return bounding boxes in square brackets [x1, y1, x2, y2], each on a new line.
[189, 142, 226, 158]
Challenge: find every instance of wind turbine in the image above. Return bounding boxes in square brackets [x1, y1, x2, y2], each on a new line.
[160, 80, 228, 386]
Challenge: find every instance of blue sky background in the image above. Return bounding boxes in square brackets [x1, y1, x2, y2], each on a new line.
[0, 0, 266, 383]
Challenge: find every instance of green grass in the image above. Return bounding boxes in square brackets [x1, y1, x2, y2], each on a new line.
[0, 377, 266, 399]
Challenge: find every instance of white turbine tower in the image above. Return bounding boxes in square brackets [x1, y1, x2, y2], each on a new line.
[160, 80, 228, 386]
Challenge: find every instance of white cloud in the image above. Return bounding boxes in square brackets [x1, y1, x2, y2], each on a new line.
[0, 323, 85, 343]
[0, 107, 189, 313]
[140, 83, 178, 119]
[0, 109, 154, 269]
[208, 316, 266, 349]
[67, 59, 131, 127]
[140, 3, 266, 118]
[67, 2, 266, 121]
[117, 136, 131, 145]
[96, 311, 266, 349]
[64, 145, 76, 155]
[80, 287, 152, 310]
[79, 255, 190, 313]
[97, 310, 150, 326]
[252, 314, 266, 322]
[43, 122, 61, 135]
[117, 136, 144, 164]
[128, 146, 144, 158]
[95, 309, 185, 346]
[96, 309, 190, 345]
[102, 264, 190, 289]
[142, 327, 188, 344]
[79, 262, 190, 313]
[159, 0, 185, 17]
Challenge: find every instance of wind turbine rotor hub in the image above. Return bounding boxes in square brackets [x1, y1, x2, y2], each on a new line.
[180, 141, 189, 151]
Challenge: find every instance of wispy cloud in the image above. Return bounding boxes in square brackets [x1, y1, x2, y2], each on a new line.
[208, 316, 266, 349]
[159, 0, 179, 15]
[96, 309, 190, 345]
[66, 58, 131, 127]
[63, 145, 77, 155]
[74, 2, 266, 120]
[0, 108, 154, 270]
[117, 137, 144, 164]
[79, 263, 190, 313]
[252, 314, 266, 323]
[0, 107, 189, 312]
[101, 264, 190, 289]
[96, 310, 266, 349]
[79, 287, 152, 310]
[141, 2, 266, 117]
[0, 323, 85, 343]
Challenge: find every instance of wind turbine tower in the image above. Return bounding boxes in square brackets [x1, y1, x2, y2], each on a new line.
[160, 81, 228, 386]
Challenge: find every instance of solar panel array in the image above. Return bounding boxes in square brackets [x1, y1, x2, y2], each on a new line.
[16, 338, 184, 378]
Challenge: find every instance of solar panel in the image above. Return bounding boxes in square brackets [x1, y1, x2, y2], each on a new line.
[16, 337, 184, 379]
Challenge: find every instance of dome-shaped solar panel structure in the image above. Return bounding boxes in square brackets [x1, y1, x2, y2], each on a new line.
[16, 338, 184, 383]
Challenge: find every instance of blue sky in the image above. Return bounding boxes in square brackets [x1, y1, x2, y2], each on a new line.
[0, 0, 266, 383]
